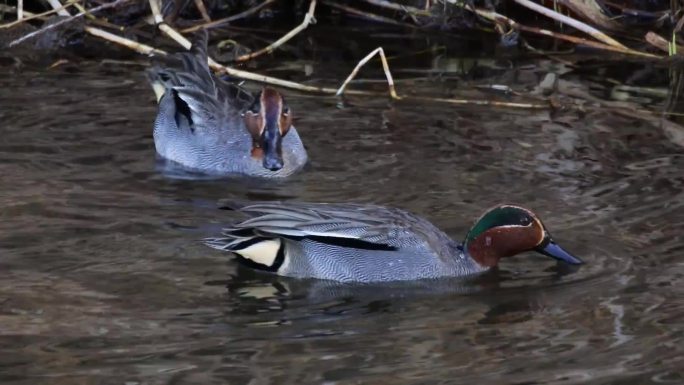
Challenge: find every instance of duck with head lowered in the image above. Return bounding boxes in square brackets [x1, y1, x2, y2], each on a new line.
[146, 31, 307, 177]
[204, 201, 584, 283]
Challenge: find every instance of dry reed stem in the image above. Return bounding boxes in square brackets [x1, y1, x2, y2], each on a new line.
[181, 0, 276, 33]
[17, 0, 23, 20]
[557, 0, 622, 31]
[58, 0, 570, 111]
[408, 96, 548, 109]
[84, 26, 166, 55]
[470, 6, 659, 58]
[160, 23, 193, 48]
[0, 4, 35, 17]
[516, 23, 655, 57]
[85, 24, 543, 109]
[645, 31, 684, 54]
[235, 0, 317, 62]
[81, 22, 368, 95]
[8, 0, 130, 47]
[148, 0, 193, 49]
[1, 0, 80, 29]
[336, 47, 400, 99]
[510, 0, 626, 48]
[46, 0, 70, 16]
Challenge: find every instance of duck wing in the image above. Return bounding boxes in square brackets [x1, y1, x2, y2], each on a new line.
[204, 201, 453, 252]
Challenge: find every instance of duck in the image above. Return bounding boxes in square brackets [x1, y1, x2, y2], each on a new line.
[204, 201, 584, 282]
[145, 30, 308, 177]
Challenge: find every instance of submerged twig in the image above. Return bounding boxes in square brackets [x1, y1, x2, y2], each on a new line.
[235, 0, 317, 62]
[8, 0, 130, 47]
[182, 0, 276, 33]
[337, 47, 400, 99]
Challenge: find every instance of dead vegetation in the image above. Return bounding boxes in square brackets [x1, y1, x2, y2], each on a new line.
[1, 0, 683, 115]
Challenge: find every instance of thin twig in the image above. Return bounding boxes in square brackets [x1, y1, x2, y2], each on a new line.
[1, 0, 80, 29]
[194, 0, 211, 22]
[235, 0, 317, 62]
[323, 1, 418, 28]
[510, 0, 626, 48]
[361, 0, 431, 16]
[337, 47, 400, 99]
[46, 0, 71, 16]
[8, 0, 130, 47]
[181, 0, 276, 33]
[468, 6, 659, 58]
[72, 2, 98, 21]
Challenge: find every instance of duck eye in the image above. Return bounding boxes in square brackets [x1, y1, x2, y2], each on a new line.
[282, 107, 290, 116]
[519, 216, 532, 226]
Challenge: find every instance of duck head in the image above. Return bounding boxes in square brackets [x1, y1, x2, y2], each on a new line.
[242, 87, 293, 171]
[463, 205, 583, 268]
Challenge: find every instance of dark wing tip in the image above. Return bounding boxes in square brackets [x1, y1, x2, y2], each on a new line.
[190, 29, 209, 59]
[217, 199, 252, 212]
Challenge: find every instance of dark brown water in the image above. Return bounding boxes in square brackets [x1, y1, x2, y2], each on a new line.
[1, 35, 684, 384]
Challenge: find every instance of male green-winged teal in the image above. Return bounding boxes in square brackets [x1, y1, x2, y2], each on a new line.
[146, 31, 307, 177]
[204, 202, 584, 282]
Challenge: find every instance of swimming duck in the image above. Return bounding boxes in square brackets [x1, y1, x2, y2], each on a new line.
[146, 31, 307, 177]
[204, 201, 584, 282]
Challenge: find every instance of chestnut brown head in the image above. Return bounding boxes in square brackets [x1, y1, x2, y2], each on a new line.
[242, 87, 293, 171]
[463, 205, 583, 268]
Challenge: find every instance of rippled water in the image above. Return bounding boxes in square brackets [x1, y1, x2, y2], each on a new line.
[1, 42, 684, 384]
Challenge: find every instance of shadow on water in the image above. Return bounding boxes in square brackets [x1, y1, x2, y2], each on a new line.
[1, 24, 684, 385]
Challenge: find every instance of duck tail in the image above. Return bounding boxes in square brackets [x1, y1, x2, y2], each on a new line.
[176, 29, 213, 87]
[144, 29, 212, 104]
[189, 29, 209, 61]
[204, 230, 285, 271]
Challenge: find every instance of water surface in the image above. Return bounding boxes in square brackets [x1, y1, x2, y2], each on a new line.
[1, 30, 684, 384]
